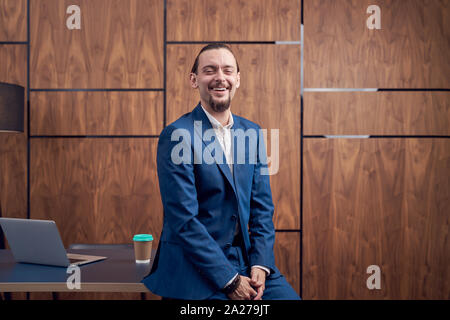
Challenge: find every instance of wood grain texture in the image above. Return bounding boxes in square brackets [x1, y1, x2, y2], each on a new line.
[167, 0, 301, 41]
[29, 138, 163, 301]
[30, 91, 164, 136]
[303, 138, 450, 299]
[304, 0, 450, 88]
[304, 92, 450, 135]
[0, 45, 26, 92]
[0, 45, 27, 220]
[30, 0, 164, 88]
[0, 0, 27, 41]
[30, 139, 162, 247]
[274, 232, 300, 296]
[167, 44, 301, 229]
[0, 44, 27, 301]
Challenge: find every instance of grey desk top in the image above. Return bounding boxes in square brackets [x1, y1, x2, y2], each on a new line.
[0, 248, 155, 292]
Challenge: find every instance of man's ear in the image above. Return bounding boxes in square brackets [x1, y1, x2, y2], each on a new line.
[190, 73, 198, 89]
[236, 72, 241, 88]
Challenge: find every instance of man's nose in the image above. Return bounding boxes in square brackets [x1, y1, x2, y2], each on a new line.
[214, 69, 226, 82]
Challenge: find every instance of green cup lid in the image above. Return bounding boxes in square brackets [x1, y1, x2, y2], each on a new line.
[133, 234, 153, 241]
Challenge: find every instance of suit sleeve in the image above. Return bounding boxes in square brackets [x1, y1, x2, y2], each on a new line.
[248, 127, 276, 273]
[157, 125, 238, 290]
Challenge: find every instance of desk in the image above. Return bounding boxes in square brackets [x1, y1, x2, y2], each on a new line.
[0, 248, 154, 292]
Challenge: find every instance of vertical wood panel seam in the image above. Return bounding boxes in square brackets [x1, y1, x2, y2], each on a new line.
[26, 0, 30, 221]
[26, 0, 31, 301]
[300, 0, 304, 298]
[163, 0, 167, 128]
[301, 0, 304, 25]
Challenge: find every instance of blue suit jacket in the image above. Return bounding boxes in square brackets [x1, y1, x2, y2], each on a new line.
[142, 104, 279, 299]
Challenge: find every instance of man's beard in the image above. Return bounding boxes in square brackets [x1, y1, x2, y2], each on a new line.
[208, 95, 231, 113]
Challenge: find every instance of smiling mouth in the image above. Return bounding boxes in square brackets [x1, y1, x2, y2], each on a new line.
[209, 86, 229, 95]
[210, 86, 228, 91]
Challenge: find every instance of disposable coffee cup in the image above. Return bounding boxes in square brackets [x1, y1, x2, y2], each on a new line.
[133, 234, 153, 263]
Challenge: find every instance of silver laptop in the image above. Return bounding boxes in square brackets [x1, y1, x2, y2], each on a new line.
[0, 217, 106, 267]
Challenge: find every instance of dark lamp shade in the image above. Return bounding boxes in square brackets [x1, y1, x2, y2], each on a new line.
[0, 82, 24, 132]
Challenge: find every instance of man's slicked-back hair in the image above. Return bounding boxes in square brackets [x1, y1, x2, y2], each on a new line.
[191, 43, 240, 75]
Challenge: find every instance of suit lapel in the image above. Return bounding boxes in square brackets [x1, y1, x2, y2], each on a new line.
[192, 104, 237, 196]
[230, 116, 252, 254]
[230, 116, 244, 194]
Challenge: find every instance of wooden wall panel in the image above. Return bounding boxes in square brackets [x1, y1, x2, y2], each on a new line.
[3, 0, 447, 302]
[0, 44, 27, 301]
[0, 45, 27, 220]
[30, 0, 164, 88]
[304, 0, 450, 88]
[30, 139, 161, 309]
[30, 91, 164, 136]
[303, 138, 450, 299]
[167, 44, 301, 229]
[167, 0, 301, 41]
[274, 232, 300, 296]
[304, 92, 450, 135]
[0, 0, 27, 41]
[30, 139, 162, 247]
[166, 44, 201, 121]
[0, 45, 26, 98]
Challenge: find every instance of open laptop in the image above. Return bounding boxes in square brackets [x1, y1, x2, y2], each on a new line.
[0, 217, 106, 267]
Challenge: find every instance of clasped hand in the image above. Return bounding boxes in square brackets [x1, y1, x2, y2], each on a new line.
[227, 268, 266, 300]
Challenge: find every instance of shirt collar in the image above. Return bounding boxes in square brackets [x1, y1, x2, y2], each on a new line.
[201, 105, 234, 130]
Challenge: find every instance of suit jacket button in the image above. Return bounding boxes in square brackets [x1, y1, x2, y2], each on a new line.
[225, 243, 231, 249]
[231, 215, 237, 221]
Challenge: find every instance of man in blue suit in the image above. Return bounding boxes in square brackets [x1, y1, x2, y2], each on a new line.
[142, 43, 300, 300]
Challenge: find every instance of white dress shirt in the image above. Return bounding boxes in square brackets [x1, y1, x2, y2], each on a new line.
[201, 105, 234, 172]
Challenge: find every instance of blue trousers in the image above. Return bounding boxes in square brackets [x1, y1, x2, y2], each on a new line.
[207, 246, 301, 300]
